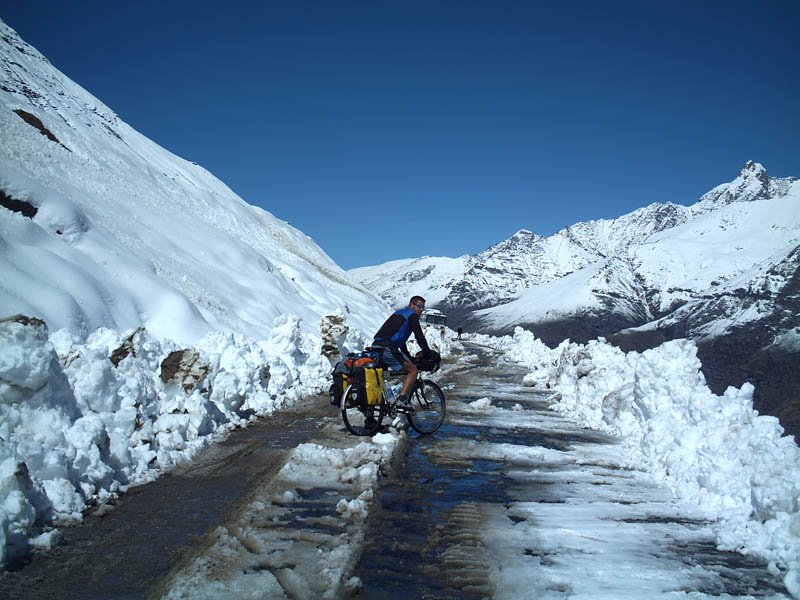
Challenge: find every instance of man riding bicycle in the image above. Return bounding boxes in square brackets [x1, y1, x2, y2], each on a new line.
[372, 295, 431, 405]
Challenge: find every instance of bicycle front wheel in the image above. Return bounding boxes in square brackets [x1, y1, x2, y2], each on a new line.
[406, 379, 446, 434]
[341, 384, 385, 436]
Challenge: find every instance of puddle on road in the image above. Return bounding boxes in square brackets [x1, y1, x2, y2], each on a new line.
[351, 370, 617, 598]
[353, 419, 550, 599]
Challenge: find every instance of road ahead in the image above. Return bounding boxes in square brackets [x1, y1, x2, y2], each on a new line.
[0, 342, 789, 599]
[353, 342, 788, 599]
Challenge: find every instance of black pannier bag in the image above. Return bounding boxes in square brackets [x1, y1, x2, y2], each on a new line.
[415, 350, 441, 372]
[329, 359, 350, 406]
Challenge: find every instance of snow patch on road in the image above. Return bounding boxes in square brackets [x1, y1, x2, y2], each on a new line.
[163, 431, 401, 599]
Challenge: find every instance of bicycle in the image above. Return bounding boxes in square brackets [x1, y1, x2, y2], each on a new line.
[340, 356, 446, 437]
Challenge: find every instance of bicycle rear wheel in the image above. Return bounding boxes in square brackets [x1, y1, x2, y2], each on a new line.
[341, 384, 385, 436]
[406, 379, 446, 434]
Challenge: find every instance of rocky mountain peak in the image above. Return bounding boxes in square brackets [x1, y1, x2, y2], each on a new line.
[480, 229, 539, 255]
[351, 161, 800, 439]
[740, 159, 768, 180]
[694, 160, 797, 212]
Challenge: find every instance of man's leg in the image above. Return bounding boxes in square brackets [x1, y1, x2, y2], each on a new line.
[400, 361, 418, 395]
[395, 360, 418, 404]
[379, 344, 416, 403]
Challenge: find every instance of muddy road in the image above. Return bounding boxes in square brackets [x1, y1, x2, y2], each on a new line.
[0, 399, 338, 599]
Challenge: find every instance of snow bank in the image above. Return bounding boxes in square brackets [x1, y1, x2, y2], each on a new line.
[0, 314, 334, 565]
[0, 312, 454, 568]
[498, 327, 800, 597]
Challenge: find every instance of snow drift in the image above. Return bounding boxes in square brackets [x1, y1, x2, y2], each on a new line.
[486, 328, 800, 596]
[0, 19, 388, 345]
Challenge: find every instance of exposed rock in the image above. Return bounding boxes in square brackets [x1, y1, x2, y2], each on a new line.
[109, 327, 145, 367]
[159, 349, 210, 393]
[0, 314, 46, 328]
[320, 314, 349, 365]
[13, 109, 70, 151]
[0, 190, 37, 218]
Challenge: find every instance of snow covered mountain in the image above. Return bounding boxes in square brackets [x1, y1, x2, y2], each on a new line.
[351, 161, 798, 342]
[350, 201, 698, 322]
[351, 161, 800, 435]
[0, 19, 388, 346]
[1, 22, 800, 590]
[470, 165, 799, 339]
[0, 20, 402, 568]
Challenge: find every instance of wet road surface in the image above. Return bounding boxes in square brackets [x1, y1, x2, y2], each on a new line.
[351, 342, 789, 599]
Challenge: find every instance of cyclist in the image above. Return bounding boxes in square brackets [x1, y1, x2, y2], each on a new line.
[372, 296, 431, 405]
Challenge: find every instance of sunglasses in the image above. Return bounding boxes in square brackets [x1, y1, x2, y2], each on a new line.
[413, 303, 425, 309]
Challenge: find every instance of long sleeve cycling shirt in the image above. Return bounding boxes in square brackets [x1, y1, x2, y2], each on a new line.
[373, 306, 431, 357]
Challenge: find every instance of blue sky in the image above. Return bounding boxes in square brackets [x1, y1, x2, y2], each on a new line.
[3, 1, 798, 269]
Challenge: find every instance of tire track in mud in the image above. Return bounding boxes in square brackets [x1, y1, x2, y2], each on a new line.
[431, 502, 494, 598]
[351, 343, 525, 598]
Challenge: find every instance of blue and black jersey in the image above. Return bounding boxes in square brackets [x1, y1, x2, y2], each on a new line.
[373, 305, 430, 357]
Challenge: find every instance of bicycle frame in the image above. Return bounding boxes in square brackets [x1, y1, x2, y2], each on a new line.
[381, 370, 415, 417]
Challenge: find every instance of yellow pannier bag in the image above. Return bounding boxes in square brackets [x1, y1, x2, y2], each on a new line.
[364, 366, 384, 405]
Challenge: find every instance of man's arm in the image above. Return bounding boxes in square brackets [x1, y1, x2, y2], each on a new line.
[408, 313, 431, 354]
[374, 313, 404, 341]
